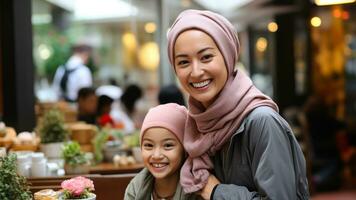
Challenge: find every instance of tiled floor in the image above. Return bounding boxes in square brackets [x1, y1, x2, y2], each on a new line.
[311, 191, 356, 200]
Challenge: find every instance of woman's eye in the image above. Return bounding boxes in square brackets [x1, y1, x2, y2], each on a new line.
[177, 60, 189, 66]
[201, 54, 213, 61]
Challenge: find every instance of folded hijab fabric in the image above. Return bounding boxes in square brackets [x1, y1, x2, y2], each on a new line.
[167, 9, 279, 193]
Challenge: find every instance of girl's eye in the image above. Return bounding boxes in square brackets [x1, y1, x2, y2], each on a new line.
[143, 143, 153, 149]
[164, 143, 175, 149]
[201, 54, 213, 62]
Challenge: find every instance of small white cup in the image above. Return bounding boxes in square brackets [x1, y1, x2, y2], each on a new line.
[16, 154, 31, 177]
[31, 153, 47, 177]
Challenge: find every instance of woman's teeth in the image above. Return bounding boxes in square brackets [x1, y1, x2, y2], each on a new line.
[192, 80, 211, 88]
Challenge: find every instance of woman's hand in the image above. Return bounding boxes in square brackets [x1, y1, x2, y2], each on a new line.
[200, 175, 220, 200]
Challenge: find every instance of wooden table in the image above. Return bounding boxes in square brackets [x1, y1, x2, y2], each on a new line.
[29, 173, 137, 200]
[89, 162, 144, 175]
[28, 162, 143, 199]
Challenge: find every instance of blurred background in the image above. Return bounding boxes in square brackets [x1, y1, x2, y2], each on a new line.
[0, 0, 356, 199]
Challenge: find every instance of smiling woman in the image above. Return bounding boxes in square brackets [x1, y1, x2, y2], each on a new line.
[167, 9, 309, 200]
[174, 30, 228, 108]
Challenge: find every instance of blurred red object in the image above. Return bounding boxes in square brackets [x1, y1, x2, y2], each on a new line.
[98, 114, 114, 127]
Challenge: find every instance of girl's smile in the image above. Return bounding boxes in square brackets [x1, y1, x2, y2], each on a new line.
[141, 127, 184, 180]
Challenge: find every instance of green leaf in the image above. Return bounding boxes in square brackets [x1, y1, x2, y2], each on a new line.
[0, 154, 32, 199]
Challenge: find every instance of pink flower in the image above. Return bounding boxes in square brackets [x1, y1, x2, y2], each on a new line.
[74, 176, 95, 191]
[61, 176, 95, 198]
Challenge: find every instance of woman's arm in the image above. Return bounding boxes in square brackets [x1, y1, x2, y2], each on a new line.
[210, 108, 308, 200]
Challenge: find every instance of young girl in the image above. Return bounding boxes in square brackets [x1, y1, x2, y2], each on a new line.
[167, 9, 309, 199]
[124, 103, 199, 200]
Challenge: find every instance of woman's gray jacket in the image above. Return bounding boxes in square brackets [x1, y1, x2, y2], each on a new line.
[211, 106, 309, 200]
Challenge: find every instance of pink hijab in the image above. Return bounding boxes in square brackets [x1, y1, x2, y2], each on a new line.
[167, 9, 279, 193]
[140, 103, 187, 145]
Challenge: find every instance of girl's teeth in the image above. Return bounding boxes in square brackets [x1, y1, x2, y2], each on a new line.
[152, 163, 166, 168]
[192, 80, 210, 88]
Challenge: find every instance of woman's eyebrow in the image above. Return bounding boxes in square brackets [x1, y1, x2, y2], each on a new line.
[175, 47, 214, 59]
[175, 54, 188, 59]
[197, 47, 214, 54]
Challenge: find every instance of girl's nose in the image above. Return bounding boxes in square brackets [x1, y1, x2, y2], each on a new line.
[152, 148, 163, 159]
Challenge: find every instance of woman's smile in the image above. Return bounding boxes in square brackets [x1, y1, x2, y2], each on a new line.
[174, 30, 228, 108]
[191, 79, 212, 89]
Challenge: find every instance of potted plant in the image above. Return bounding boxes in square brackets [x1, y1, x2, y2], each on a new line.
[61, 176, 95, 200]
[39, 109, 69, 158]
[0, 154, 32, 200]
[92, 129, 109, 164]
[124, 130, 142, 163]
[62, 142, 89, 174]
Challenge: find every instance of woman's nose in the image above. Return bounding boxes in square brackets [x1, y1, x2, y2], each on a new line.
[190, 60, 204, 78]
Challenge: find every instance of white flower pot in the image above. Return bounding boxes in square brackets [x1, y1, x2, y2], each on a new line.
[40, 142, 64, 158]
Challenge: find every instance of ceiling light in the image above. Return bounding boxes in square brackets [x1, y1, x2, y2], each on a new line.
[256, 37, 268, 52]
[138, 42, 160, 71]
[310, 17, 322, 27]
[144, 22, 157, 33]
[268, 22, 278, 32]
[122, 32, 137, 51]
[314, 0, 356, 6]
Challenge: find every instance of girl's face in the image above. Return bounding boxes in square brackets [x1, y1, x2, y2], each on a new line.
[141, 127, 184, 180]
[174, 29, 228, 108]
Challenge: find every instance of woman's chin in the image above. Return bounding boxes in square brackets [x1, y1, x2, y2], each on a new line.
[191, 94, 216, 108]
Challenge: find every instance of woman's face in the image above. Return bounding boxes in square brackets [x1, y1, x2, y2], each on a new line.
[141, 127, 184, 180]
[174, 30, 228, 108]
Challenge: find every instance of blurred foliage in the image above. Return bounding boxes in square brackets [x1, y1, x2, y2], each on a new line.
[0, 154, 32, 200]
[62, 141, 88, 167]
[33, 24, 97, 80]
[110, 129, 124, 140]
[33, 24, 71, 79]
[123, 130, 140, 148]
[93, 129, 109, 163]
[38, 109, 69, 143]
[86, 56, 98, 75]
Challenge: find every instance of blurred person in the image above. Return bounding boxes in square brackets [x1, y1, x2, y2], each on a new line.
[108, 77, 120, 87]
[52, 44, 93, 102]
[96, 85, 135, 134]
[125, 103, 200, 200]
[303, 94, 346, 191]
[96, 95, 115, 127]
[158, 84, 186, 106]
[120, 84, 143, 118]
[167, 9, 308, 199]
[77, 87, 98, 125]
